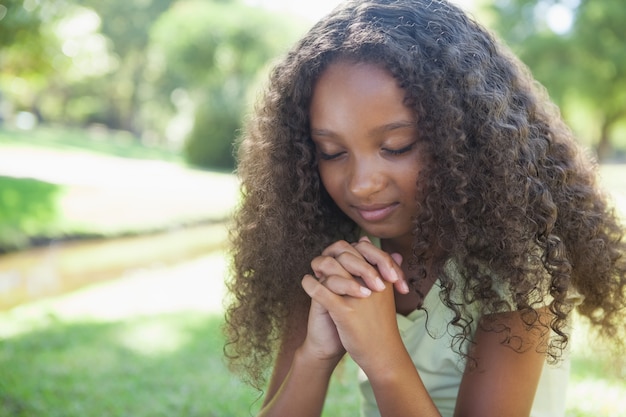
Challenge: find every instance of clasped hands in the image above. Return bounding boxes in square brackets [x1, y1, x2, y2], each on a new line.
[300, 236, 410, 375]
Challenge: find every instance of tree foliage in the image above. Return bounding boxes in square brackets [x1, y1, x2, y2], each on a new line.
[0, 0, 304, 169]
[149, 0, 303, 169]
[3, 0, 625, 166]
[0, 0, 41, 48]
[489, 0, 626, 159]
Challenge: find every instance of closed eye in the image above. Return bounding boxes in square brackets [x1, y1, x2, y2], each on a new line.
[384, 143, 415, 156]
[318, 151, 345, 161]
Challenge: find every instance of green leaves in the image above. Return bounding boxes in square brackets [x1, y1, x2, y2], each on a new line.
[489, 0, 626, 157]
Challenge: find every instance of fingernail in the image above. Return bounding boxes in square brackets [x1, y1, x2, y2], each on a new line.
[375, 277, 385, 291]
[401, 280, 410, 294]
[389, 268, 399, 282]
[360, 286, 372, 296]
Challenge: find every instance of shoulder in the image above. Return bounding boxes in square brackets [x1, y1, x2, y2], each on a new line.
[442, 251, 583, 313]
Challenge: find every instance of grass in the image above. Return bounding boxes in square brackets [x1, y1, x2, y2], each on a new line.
[0, 177, 62, 251]
[0, 311, 364, 417]
[0, 253, 361, 417]
[0, 126, 238, 253]
[1, 252, 624, 417]
[0, 313, 260, 417]
[0, 126, 625, 415]
[0, 126, 182, 164]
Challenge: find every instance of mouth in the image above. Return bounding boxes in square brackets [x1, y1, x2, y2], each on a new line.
[353, 203, 399, 222]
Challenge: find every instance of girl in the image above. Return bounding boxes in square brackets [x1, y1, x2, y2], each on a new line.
[224, 0, 626, 416]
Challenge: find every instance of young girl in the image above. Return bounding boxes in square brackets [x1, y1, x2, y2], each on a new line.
[224, 0, 626, 416]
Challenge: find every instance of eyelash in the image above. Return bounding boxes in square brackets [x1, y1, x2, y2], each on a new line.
[319, 151, 343, 161]
[384, 143, 414, 155]
[317, 143, 415, 161]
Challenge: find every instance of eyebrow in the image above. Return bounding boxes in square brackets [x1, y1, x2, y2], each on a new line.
[310, 120, 416, 138]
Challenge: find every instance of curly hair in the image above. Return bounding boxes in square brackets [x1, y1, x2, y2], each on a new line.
[224, 0, 626, 388]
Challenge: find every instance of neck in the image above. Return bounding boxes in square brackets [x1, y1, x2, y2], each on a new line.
[380, 235, 413, 262]
[382, 235, 441, 315]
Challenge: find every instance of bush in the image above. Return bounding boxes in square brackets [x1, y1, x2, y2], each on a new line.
[0, 176, 62, 252]
[183, 94, 241, 171]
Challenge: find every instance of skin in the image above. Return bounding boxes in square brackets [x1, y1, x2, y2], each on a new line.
[258, 60, 547, 417]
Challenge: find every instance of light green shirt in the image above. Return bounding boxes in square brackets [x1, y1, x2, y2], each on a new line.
[358, 238, 576, 416]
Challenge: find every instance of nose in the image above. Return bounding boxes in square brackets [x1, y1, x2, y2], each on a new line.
[348, 157, 386, 199]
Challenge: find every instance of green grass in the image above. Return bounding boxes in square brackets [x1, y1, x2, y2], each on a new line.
[1, 310, 623, 416]
[0, 252, 624, 417]
[0, 127, 238, 253]
[0, 251, 361, 417]
[0, 171, 235, 253]
[0, 313, 358, 417]
[0, 313, 260, 417]
[0, 126, 182, 163]
[0, 127, 625, 415]
[0, 177, 63, 252]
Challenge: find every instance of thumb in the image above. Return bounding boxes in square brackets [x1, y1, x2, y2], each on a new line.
[390, 252, 403, 266]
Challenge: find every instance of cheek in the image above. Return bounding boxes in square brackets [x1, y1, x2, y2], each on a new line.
[396, 161, 422, 198]
[318, 166, 343, 201]
[319, 169, 334, 192]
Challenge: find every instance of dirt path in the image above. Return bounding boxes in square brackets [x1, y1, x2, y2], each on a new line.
[0, 145, 239, 232]
[0, 146, 237, 309]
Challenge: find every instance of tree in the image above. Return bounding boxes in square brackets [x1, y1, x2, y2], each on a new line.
[0, 0, 45, 70]
[0, 0, 68, 118]
[488, 0, 626, 160]
[149, 0, 305, 169]
[0, 0, 304, 169]
[74, 0, 175, 134]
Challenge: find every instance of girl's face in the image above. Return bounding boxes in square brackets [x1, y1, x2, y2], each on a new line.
[309, 60, 424, 252]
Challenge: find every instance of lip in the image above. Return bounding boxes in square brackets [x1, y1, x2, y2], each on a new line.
[354, 203, 399, 222]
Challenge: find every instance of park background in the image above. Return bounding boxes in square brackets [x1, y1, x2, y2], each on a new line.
[0, 0, 624, 415]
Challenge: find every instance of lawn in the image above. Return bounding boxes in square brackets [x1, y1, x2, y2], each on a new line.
[0, 252, 362, 417]
[0, 126, 182, 164]
[0, 250, 625, 416]
[0, 127, 625, 415]
[0, 126, 237, 253]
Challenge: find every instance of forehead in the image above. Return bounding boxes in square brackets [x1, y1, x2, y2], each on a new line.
[313, 59, 399, 97]
[309, 60, 414, 130]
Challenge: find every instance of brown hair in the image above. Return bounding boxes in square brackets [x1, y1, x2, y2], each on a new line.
[224, 0, 626, 388]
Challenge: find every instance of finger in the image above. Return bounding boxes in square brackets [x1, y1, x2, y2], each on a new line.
[302, 274, 342, 310]
[353, 239, 400, 282]
[321, 274, 372, 298]
[313, 250, 385, 292]
[322, 240, 363, 258]
[390, 252, 403, 266]
[389, 253, 410, 294]
[352, 240, 410, 294]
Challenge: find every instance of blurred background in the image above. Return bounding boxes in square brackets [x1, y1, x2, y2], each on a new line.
[0, 0, 624, 415]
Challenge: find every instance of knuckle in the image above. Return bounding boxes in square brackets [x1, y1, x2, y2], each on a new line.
[318, 256, 337, 269]
[311, 255, 331, 270]
[333, 251, 353, 263]
[308, 283, 325, 298]
[335, 240, 351, 249]
[324, 239, 349, 254]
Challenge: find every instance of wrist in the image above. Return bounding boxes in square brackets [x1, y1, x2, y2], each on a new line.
[359, 341, 414, 382]
[295, 344, 344, 376]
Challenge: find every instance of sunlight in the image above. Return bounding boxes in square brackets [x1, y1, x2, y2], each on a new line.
[55, 7, 118, 79]
[546, 3, 574, 35]
[55, 7, 101, 38]
[0, 251, 227, 327]
[245, 0, 477, 21]
[567, 380, 626, 416]
[115, 319, 191, 357]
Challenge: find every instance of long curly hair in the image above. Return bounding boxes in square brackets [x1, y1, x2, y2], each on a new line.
[224, 0, 626, 388]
